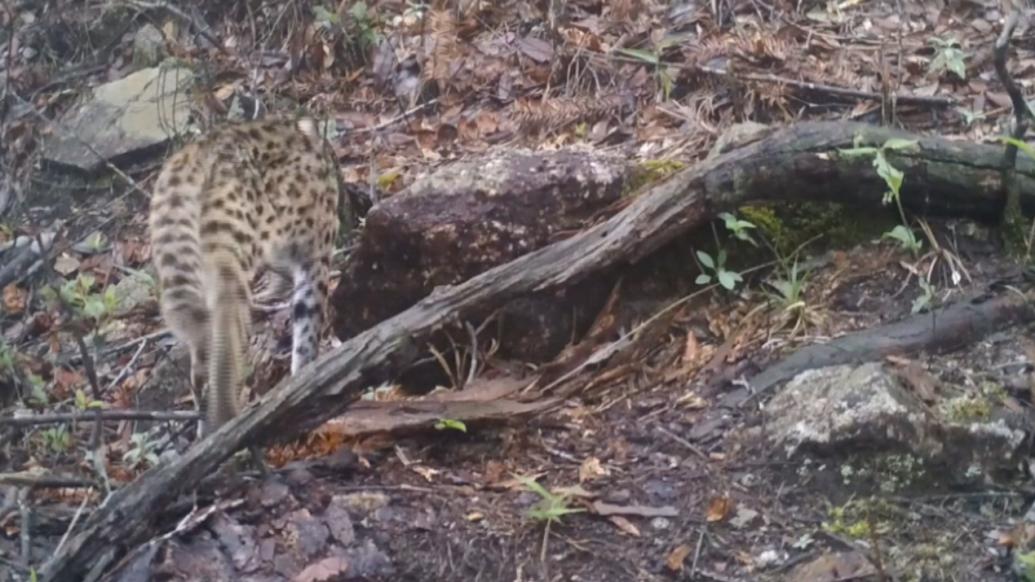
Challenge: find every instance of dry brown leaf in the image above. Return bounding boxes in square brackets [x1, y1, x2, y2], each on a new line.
[294, 556, 351, 582]
[53, 253, 80, 276]
[412, 466, 440, 481]
[682, 331, 701, 364]
[665, 544, 693, 572]
[53, 368, 85, 394]
[553, 484, 594, 499]
[3, 284, 27, 315]
[484, 460, 507, 486]
[578, 457, 608, 482]
[608, 515, 640, 536]
[705, 495, 733, 523]
[675, 391, 707, 409]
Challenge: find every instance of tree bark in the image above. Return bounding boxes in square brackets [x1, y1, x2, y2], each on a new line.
[41, 121, 1035, 581]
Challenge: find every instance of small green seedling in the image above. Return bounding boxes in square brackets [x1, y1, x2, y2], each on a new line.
[928, 37, 966, 81]
[695, 249, 743, 291]
[434, 418, 467, 433]
[123, 432, 161, 470]
[719, 212, 758, 246]
[515, 474, 585, 525]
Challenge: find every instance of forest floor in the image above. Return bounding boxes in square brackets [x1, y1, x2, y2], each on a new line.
[3, 1, 1035, 580]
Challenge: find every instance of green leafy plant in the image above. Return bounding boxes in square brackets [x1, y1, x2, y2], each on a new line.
[40, 425, 72, 454]
[74, 388, 105, 411]
[25, 373, 48, 406]
[434, 418, 467, 433]
[956, 107, 986, 126]
[840, 137, 922, 255]
[515, 475, 585, 524]
[0, 338, 15, 378]
[1001, 135, 1035, 161]
[766, 257, 809, 313]
[42, 274, 118, 326]
[616, 35, 687, 101]
[911, 278, 935, 314]
[695, 249, 743, 291]
[719, 212, 759, 246]
[123, 432, 160, 470]
[928, 37, 966, 80]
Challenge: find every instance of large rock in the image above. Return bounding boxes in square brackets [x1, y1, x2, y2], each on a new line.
[764, 362, 1030, 482]
[331, 148, 630, 364]
[42, 64, 194, 173]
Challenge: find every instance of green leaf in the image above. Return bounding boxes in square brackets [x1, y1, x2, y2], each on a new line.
[1000, 136, 1035, 162]
[1014, 550, 1035, 582]
[769, 280, 793, 299]
[696, 250, 714, 269]
[873, 152, 904, 196]
[313, 5, 340, 25]
[82, 297, 107, 320]
[659, 68, 674, 101]
[717, 270, 740, 291]
[349, 1, 369, 20]
[615, 47, 659, 66]
[947, 51, 966, 80]
[695, 274, 712, 285]
[435, 418, 467, 433]
[515, 474, 551, 499]
[882, 225, 922, 253]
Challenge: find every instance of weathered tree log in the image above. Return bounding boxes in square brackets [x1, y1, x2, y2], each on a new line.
[41, 121, 1035, 580]
[749, 288, 1035, 396]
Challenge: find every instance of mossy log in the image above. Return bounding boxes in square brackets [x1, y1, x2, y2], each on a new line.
[42, 121, 1035, 580]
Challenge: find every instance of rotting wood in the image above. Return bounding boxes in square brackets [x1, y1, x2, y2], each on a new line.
[40, 121, 1035, 581]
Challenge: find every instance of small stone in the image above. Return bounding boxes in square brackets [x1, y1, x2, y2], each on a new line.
[133, 24, 166, 68]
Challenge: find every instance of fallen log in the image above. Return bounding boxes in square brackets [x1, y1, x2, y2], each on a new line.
[748, 288, 1035, 396]
[41, 120, 1035, 580]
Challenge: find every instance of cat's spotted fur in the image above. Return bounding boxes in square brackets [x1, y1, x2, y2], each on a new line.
[149, 118, 339, 436]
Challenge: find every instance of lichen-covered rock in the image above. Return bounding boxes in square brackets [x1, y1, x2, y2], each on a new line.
[764, 362, 1029, 482]
[42, 64, 194, 173]
[331, 148, 629, 363]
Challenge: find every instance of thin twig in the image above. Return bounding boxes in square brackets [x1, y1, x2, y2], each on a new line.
[72, 331, 110, 495]
[0, 409, 198, 428]
[53, 495, 91, 558]
[603, 53, 956, 108]
[656, 426, 709, 461]
[18, 488, 30, 566]
[105, 338, 149, 392]
[690, 527, 706, 578]
[995, 8, 1031, 169]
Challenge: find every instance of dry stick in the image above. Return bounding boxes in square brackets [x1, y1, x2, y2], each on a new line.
[18, 488, 30, 566]
[601, 53, 956, 108]
[39, 121, 1035, 580]
[698, 66, 956, 108]
[994, 9, 1031, 167]
[993, 8, 1033, 257]
[105, 339, 149, 392]
[72, 333, 112, 496]
[0, 409, 198, 429]
[53, 496, 91, 558]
